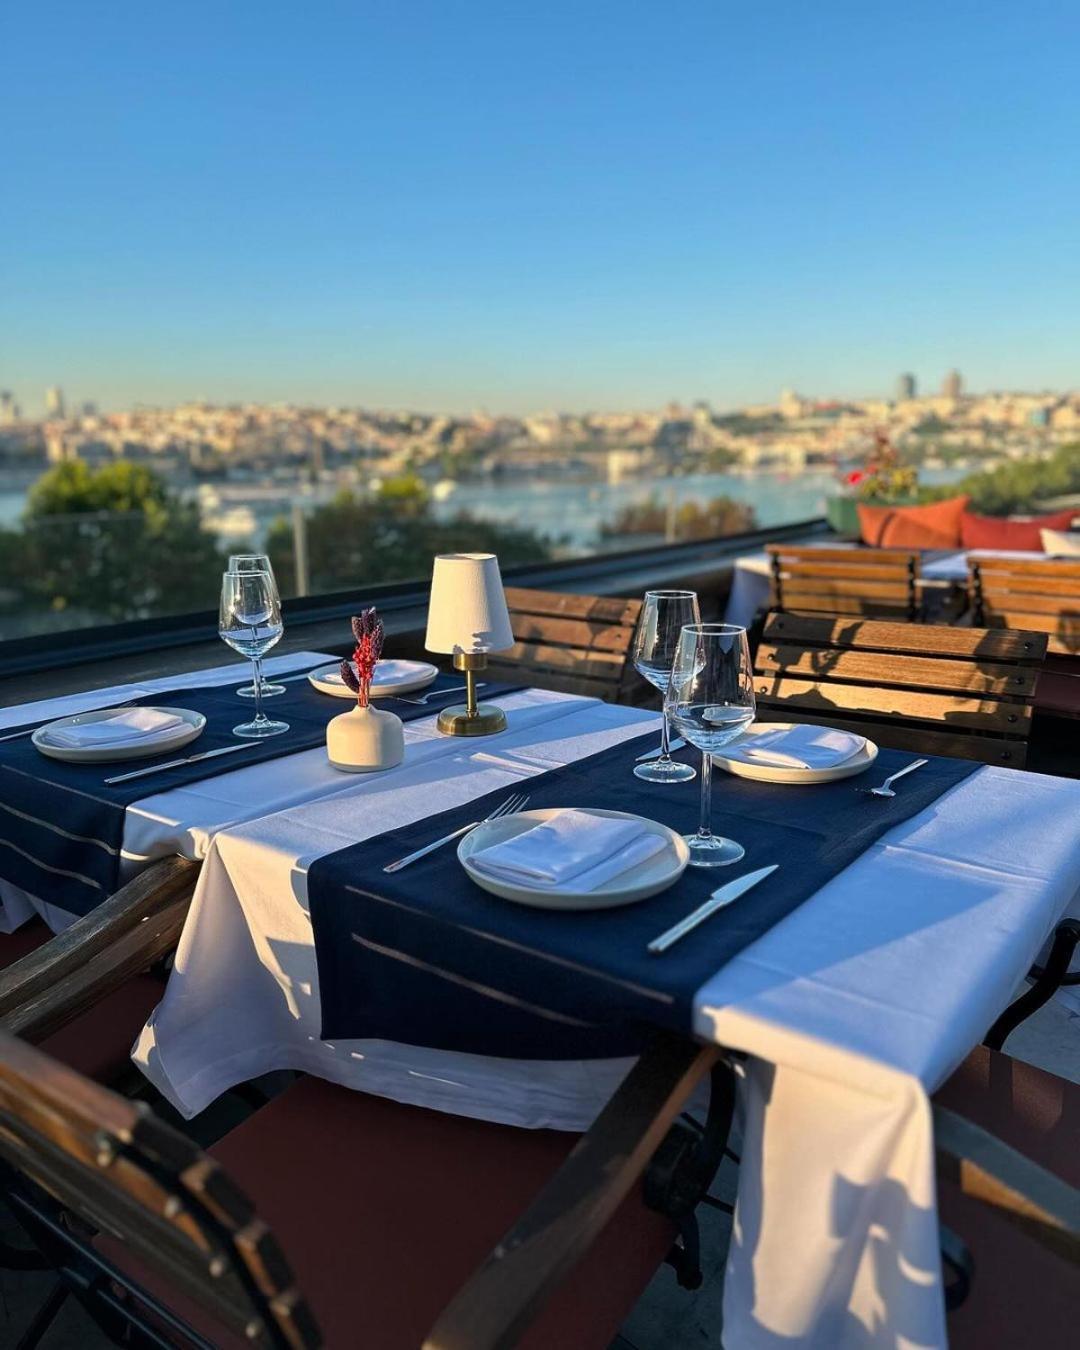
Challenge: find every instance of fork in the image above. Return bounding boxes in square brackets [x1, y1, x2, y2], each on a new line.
[861, 759, 928, 798]
[385, 682, 486, 707]
[382, 792, 530, 872]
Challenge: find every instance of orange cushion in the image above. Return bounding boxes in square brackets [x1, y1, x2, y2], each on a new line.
[100, 1076, 677, 1350]
[857, 495, 969, 548]
[960, 508, 1077, 552]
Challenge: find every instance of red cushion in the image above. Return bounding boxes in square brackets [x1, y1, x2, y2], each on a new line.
[101, 1076, 677, 1349]
[857, 495, 969, 548]
[960, 508, 1077, 552]
[1, 920, 164, 1083]
[0, 919, 51, 969]
[933, 1046, 1080, 1347]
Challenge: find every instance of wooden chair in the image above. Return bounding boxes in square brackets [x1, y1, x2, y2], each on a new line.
[933, 1046, 1080, 1345]
[485, 587, 642, 701]
[766, 544, 922, 620]
[753, 613, 1048, 766]
[970, 555, 1080, 656]
[0, 1026, 733, 1350]
[0, 856, 198, 1080]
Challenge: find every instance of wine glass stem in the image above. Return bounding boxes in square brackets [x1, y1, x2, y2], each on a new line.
[658, 706, 672, 762]
[698, 752, 713, 839]
[252, 658, 265, 724]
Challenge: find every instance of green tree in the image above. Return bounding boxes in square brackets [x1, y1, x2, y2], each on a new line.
[266, 480, 550, 594]
[19, 459, 229, 623]
[601, 494, 756, 542]
[922, 442, 1080, 515]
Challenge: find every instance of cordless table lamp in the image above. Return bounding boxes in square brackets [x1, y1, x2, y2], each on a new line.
[425, 552, 514, 735]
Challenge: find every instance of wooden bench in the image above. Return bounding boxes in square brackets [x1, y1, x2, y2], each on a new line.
[969, 555, 1080, 656]
[485, 587, 643, 701]
[753, 613, 1048, 767]
[766, 545, 921, 620]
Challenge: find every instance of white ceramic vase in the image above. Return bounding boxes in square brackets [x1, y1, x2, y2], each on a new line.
[327, 703, 404, 773]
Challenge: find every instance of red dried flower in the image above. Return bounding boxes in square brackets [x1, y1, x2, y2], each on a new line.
[339, 607, 384, 707]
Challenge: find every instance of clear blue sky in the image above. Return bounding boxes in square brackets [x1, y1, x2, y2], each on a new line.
[2, 0, 1079, 415]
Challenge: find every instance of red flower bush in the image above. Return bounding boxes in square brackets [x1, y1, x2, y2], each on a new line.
[339, 607, 384, 708]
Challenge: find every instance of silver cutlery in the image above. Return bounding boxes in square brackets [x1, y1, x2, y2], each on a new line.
[862, 759, 928, 799]
[636, 737, 686, 762]
[647, 864, 779, 955]
[385, 682, 486, 707]
[104, 742, 258, 785]
[383, 791, 530, 873]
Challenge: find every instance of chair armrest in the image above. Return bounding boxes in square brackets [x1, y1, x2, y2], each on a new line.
[934, 1103, 1080, 1266]
[423, 1029, 721, 1350]
[0, 855, 199, 1043]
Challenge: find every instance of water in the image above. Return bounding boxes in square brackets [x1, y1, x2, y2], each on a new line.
[431, 465, 967, 553]
[219, 626, 283, 659]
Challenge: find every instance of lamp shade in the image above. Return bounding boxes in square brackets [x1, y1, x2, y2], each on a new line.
[424, 553, 514, 655]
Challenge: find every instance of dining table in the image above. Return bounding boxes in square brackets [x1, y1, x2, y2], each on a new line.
[121, 684, 1080, 1350]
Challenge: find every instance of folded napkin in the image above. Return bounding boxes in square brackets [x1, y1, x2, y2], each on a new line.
[47, 708, 186, 749]
[470, 809, 667, 892]
[723, 723, 864, 770]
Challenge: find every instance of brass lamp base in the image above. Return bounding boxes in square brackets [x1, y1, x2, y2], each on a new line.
[436, 651, 507, 736]
[436, 703, 507, 736]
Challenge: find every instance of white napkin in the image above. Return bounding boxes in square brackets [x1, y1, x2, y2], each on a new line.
[47, 708, 185, 749]
[470, 809, 666, 892]
[723, 723, 864, 770]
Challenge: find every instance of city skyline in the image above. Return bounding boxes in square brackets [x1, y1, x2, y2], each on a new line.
[3, 2, 1080, 413]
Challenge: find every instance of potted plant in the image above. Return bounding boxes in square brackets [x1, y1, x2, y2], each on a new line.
[826, 432, 920, 536]
[326, 608, 405, 772]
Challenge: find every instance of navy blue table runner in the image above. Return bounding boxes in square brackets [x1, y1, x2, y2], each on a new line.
[0, 673, 522, 916]
[309, 738, 979, 1059]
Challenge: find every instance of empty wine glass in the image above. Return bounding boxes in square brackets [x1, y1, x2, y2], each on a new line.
[667, 623, 756, 866]
[228, 553, 286, 698]
[632, 589, 700, 783]
[219, 570, 290, 738]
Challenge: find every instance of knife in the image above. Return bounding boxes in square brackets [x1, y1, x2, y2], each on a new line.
[104, 742, 258, 785]
[635, 738, 686, 762]
[647, 865, 779, 955]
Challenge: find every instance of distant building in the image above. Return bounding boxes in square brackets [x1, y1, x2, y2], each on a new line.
[942, 369, 963, 399]
[45, 386, 66, 418]
[0, 391, 19, 425]
[896, 373, 917, 401]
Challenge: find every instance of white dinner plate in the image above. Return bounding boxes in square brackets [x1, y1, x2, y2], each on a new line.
[459, 807, 689, 911]
[31, 706, 206, 764]
[712, 722, 878, 785]
[307, 659, 440, 699]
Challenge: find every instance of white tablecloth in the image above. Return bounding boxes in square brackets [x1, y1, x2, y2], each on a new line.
[134, 695, 1080, 1350]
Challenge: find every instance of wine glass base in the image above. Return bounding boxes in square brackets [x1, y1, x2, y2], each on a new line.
[634, 757, 696, 783]
[685, 833, 745, 868]
[237, 683, 287, 698]
[233, 718, 290, 738]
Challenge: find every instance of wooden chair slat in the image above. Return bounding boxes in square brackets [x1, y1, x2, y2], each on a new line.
[757, 643, 1039, 697]
[503, 587, 643, 626]
[976, 575, 1080, 598]
[971, 557, 1080, 579]
[754, 675, 1032, 734]
[753, 704, 1030, 767]
[764, 545, 919, 565]
[780, 579, 916, 601]
[768, 560, 917, 580]
[508, 615, 636, 650]
[763, 613, 1046, 662]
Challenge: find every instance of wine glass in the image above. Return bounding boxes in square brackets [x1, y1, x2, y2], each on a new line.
[632, 590, 700, 782]
[228, 553, 286, 698]
[219, 570, 290, 738]
[667, 623, 755, 866]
